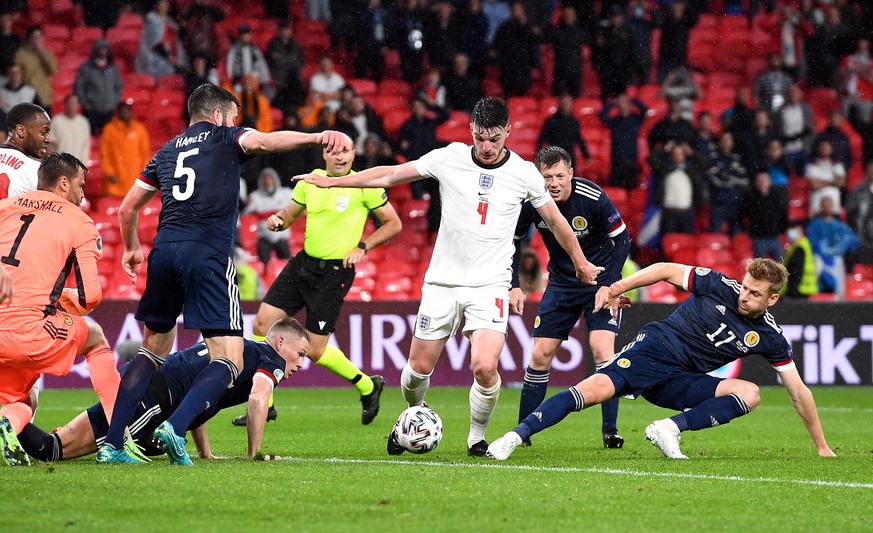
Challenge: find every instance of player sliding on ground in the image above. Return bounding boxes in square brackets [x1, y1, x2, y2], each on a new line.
[487, 259, 836, 460]
[296, 97, 603, 456]
[16, 318, 309, 464]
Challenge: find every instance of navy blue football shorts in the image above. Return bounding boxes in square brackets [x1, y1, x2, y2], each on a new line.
[598, 332, 722, 412]
[136, 241, 243, 333]
[533, 287, 621, 340]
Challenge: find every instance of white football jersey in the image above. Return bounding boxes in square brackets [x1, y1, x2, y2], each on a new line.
[0, 144, 40, 199]
[415, 143, 549, 287]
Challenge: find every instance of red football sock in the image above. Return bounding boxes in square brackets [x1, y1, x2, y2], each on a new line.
[0, 402, 34, 433]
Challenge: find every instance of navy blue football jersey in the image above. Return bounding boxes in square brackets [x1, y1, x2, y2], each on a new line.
[138, 121, 253, 257]
[643, 267, 793, 373]
[161, 339, 287, 412]
[515, 178, 627, 292]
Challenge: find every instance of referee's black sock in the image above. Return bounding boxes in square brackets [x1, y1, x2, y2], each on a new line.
[18, 423, 63, 462]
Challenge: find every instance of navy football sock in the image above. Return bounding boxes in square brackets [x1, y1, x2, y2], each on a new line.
[167, 361, 234, 437]
[18, 423, 63, 462]
[671, 394, 751, 432]
[600, 396, 620, 433]
[515, 388, 584, 442]
[518, 367, 550, 424]
[105, 352, 160, 448]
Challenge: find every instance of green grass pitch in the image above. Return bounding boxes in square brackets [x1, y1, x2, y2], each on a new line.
[2, 386, 872, 532]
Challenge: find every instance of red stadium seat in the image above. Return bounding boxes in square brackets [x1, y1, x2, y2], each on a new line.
[382, 109, 411, 138]
[117, 12, 144, 29]
[377, 260, 417, 278]
[373, 276, 413, 300]
[347, 78, 378, 98]
[696, 248, 734, 266]
[646, 282, 679, 303]
[662, 233, 697, 258]
[696, 233, 731, 250]
[508, 96, 538, 115]
[400, 200, 429, 220]
[731, 232, 755, 261]
[845, 278, 873, 301]
[378, 79, 411, 98]
[809, 292, 838, 302]
[125, 72, 156, 89]
[354, 260, 378, 279]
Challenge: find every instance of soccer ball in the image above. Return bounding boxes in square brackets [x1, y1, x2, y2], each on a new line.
[394, 405, 443, 454]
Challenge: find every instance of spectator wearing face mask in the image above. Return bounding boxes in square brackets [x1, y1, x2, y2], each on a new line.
[245, 167, 294, 267]
[781, 220, 817, 299]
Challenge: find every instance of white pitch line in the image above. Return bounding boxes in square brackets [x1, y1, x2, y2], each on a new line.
[276, 456, 873, 490]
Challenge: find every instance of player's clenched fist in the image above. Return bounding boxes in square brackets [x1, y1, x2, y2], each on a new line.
[266, 214, 286, 231]
[317, 130, 353, 156]
[575, 261, 604, 285]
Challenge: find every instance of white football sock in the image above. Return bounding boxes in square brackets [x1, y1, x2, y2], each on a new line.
[400, 363, 431, 407]
[468, 375, 501, 447]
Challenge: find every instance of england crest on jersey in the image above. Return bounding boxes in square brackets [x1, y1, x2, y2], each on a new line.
[479, 174, 494, 189]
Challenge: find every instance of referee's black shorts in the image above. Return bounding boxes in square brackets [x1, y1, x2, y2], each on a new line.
[262, 251, 355, 335]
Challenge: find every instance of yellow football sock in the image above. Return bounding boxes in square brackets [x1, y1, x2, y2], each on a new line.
[268, 392, 274, 408]
[317, 344, 373, 396]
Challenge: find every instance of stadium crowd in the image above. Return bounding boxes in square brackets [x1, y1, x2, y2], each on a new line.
[2, 0, 873, 301]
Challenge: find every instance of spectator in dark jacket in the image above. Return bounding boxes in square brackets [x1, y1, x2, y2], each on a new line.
[74, 39, 123, 134]
[266, 20, 305, 112]
[592, 5, 637, 100]
[814, 110, 853, 173]
[182, 0, 225, 63]
[546, 5, 587, 98]
[0, 12, 21, 77]
[425, 0, 462, 71]
[390, 0, 427, 84]
[626, 0, 656, 85]
[707, 132, 750, 236]
[648, 100, 696, 150]
[599, 94, 647, 189]
[491, 1, 540, 97]
[537, 94, 589, 170]
[846, 161, 873, 264]
[399, 98, 450, 161]
[657, 0, 697, 83]
[444, 53, 482, 114]
[743, 172, 788, 261]
[355, 0, 388, 82]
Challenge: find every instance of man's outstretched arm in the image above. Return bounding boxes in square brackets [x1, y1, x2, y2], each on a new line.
[779, 366, 836, 457]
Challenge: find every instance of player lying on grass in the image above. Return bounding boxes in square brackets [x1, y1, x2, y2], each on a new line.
[16, 318, 309, 464]
[487, 259, 836, 460]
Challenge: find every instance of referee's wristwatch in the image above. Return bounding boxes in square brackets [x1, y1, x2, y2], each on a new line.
[357, 242, 368, 254]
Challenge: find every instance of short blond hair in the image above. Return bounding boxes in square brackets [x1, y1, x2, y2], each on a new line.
[746, 258, 788, 294]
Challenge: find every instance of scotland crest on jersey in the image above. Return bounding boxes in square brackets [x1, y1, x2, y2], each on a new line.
[479, 174, 494, 189]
